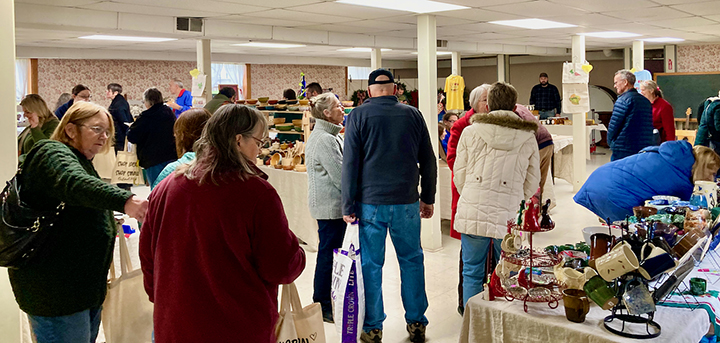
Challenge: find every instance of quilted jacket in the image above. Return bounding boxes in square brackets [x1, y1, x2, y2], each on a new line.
[607, 88, 654, 156]
[574, 140, 695, 223]
[453, 110, 540, 239]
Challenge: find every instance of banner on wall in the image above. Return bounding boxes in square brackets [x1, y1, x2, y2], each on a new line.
[191, 74, 207, 97]
[562, 83, 590, 114]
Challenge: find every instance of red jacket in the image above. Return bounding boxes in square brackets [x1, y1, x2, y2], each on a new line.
[140, 170, 306, 343]
[652, 97, 676, 142]
[447, 109, 474, 239]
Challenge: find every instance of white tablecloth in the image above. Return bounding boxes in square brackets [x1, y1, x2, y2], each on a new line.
[259, 166, 318, 252]
[461, 295, 709, 343]
[553, 134, 574, 185]
[546, 124, 607, 160]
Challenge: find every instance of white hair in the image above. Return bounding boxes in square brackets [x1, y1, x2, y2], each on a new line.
[469, 84, 492, 112]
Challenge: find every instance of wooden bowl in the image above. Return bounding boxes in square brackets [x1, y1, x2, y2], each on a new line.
[270, 153, 281, 167]
[292, 155, 302, 166]
[342, 101, 354, 107]
[286, 99, 298, 105]
[273, 117, 286, 125]
[275, 104, 287, 110]
[258, 97, 269, 103]
[265, 105, 275, 110]
[294, 165, 306, 172]
[268, 99, 278, 105]
[236, 99, 246, 104]
[292, 119, 303, 126]
[282, 165, 294, 170]
[288, 106, 300, 111]
[276, 124, 293, 131]
[294, 126, 302, 131]
[246, 99, 258, 104]
[299, 99, 309, 106]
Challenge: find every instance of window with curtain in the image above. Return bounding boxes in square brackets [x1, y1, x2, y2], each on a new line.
[211, 63, 244, 99]
[348, 66, 372, 80]
[15, 59, 29, 103]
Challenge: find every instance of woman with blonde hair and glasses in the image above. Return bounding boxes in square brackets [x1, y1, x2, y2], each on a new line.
[10, 101, 148, 343]
[639, 80, 675, 143]
[17, 94, 60, 162]
[140, 104, 305, 343]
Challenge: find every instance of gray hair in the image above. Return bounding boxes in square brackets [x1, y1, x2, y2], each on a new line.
[615, 69, 636, 86]
[469, 84, 492, 112]
[172, 78, 184, 89]
[309, 93, 338, 121]
[143, 87, 164, 107]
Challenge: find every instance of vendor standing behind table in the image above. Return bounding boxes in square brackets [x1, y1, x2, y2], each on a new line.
[127, 87, 177, 186]
[17, 94, 60, 163]
[305, 93, 346, 323]
[166, 78, 193, 118]
[607, 69, 654, 161]
[204, 87, 236, 115]
[306, 82, 323, 99]
[55, 84, 91, 120]
[529, 72, 561, 120]
[639, 80, 675, 144]
[283, 88, 297, 100]
[574, 140, 720, 223]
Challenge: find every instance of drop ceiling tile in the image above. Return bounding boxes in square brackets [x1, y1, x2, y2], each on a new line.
[670, 1, 720, 15]
[426, 8, 524, 22]
[214, 15, 315, 27]
[680, 24, 720, 34]
[79, 2, 228, 18]
[441, 0, 534, 6]
[603, 6, 692, 20]
[644, 16, 716, 28]
[250, 9, 355, 24]
[379, 29, 418, 38]
[459, 22, 528, 33]
[543, 14, 627, 26]
[295, 24, 373, 34]
[548, 0, 657, 12]
[215, 0, 323, 8]
[283, 2, 406, 19]
[703, 14, 720, 21]
[105, 0, 271, 14]
[486, 0, 591, 18]
[651, 0, 710, 4]
[342, 20, 415, 31]
[16, 0, 101, 5]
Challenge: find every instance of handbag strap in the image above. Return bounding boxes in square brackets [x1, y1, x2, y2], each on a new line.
[280, 283, 304, 313]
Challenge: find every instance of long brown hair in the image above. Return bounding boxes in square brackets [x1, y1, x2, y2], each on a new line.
[179, 104, 267, 185]
[20, 94, 56, 126]
[174, 108, 211, 157]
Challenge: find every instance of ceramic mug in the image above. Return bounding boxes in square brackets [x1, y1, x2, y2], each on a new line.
[501, 233, 519, 254]
[562, 268, 585, 290]
[633, 206, 658, 219]
[590, 233, 614, 261]
[640, 243, 666, 261]
[622, 283, 656, 315]
[584, 267, 598, 280]
[672, 229, 705, 258]
[583, 275, 618, 310]
[690, 277, 707, 296]
[595, 242, 639, 281]
[563, 289, 590, 323]
[639, 252, 677, 280]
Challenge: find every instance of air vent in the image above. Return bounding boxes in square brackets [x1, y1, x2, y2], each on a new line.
[437, 40, 448, 48]
[176, 17, 203, 33]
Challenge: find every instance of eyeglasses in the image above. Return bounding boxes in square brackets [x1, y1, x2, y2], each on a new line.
[79, 124, 110, 137]
[251, 136, 269, 148]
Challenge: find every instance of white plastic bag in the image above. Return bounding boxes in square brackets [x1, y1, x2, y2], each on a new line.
[331, 223, 365, 343]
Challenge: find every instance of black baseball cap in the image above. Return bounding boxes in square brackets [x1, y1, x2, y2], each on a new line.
[368, 68, 395, 86]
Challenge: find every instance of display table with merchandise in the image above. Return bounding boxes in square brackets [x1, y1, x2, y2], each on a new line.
[460, 293, 709, 343]
[545, 124, 606, 160]
[259, 166, 318, 252]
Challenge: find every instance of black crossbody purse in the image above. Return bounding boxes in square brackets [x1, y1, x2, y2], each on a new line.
[0, 170, 64, 268]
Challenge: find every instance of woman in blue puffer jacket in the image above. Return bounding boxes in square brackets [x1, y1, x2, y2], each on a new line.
[574, 140, 720, 223]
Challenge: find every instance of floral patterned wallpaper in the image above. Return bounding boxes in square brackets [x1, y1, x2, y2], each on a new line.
[38, 59, 196, 110]
[251, 64, 347, 100]
[677, 44, 720, 73]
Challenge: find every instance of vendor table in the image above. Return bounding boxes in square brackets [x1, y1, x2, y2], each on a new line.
[259, 166, 318, 252]
[460, 294, 709, 343]
[553, 134, 574, 185]
[545, 124, 607, 160]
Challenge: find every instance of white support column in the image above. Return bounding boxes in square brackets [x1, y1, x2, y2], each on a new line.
[371, 48, 382, 70]
[632, 40, 644, 71]
[664, 45, 677, 73]
[0, 1, 20, 341]
[417, 14, 442, 251]
[497, 54, 506, 82]
[623, 47, 631, 70]
[571, 35, 587, 193]
[451, 51, 461, 76]
[197, 39, 212, 103]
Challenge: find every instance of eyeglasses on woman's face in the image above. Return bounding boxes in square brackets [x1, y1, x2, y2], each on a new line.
[251, 136, 269, 148]
[79, 124, 110, 137]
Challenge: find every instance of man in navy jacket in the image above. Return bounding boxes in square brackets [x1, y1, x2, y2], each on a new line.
[342, 68, 436, 343]
[607, 69, 654, 161]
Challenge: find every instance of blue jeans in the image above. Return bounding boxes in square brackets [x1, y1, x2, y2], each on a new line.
[28, 307, 102, 343]
[461, 234, 501, 306]
[358, 202, 428, 332]
[143, 160, 172, 186]
[539, 110, 556, 119]
[313, 219, 347, 314]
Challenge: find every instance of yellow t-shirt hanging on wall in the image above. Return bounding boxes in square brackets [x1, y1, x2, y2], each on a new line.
[444, 74, 465, 111]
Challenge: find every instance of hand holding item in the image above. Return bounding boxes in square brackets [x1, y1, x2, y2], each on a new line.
[166, 100, 180, 110]
[343, 215, 356, 224]
[124, 195, 149, 222]
[420, 201, 434, 219]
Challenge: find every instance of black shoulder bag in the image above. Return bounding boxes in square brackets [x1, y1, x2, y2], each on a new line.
[0, 170, 64, 268]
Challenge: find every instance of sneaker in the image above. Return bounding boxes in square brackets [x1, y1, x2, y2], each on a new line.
[360, 329, 383, 343]
[407, 323, 426, 343]
[322, 310, 333, 323]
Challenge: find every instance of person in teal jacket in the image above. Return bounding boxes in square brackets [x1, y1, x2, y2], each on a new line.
[167, 78, 193, 118]
[152, 108, 211, 189]
[574, 140, 720, 223]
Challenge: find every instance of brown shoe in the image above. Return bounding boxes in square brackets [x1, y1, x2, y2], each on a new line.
[360, 328, 382, 343]
[407, 323, 426, 343]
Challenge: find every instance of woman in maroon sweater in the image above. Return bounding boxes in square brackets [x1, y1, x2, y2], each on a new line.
[140, 104, 306, 343]
[640, 80, 676, 143]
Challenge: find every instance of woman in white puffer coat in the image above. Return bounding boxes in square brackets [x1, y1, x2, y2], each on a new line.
[453, 81, 541, 306]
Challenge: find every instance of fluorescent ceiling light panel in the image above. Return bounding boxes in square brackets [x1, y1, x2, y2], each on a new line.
[338, 48, 392, 52]
[412, 51, 453, 55]
[336, 0, 468, 13]
[79, 35, 177, 42]
[488, 18, 576, 30]
[642, 37, 685, 42]
[233, 42, 306, 48]
[581, 31, 641, 38]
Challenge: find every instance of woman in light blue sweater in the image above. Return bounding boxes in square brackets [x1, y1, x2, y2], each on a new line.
[306, 93, 346, 322]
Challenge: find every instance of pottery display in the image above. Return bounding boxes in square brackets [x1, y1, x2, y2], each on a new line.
[258, 97, 269, 103]
[540, 199, 555, 230]
[691, 181, 718, 209]
[245, 99, 258, 104]
[268, 99, 278, 105]
[276, 123, 293, 131]
[292, 119, 303, 126]
[595, 242, 639, 281]
[563, 289, 590, 323]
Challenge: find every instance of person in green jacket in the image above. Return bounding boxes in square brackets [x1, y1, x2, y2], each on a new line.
[152, 108, 211, 189]
[10, 101, 148, 343]
[204, 87, 236, 114]
[17, 94, 60, 164]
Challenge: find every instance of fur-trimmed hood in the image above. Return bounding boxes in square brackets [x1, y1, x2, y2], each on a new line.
[467, 110, 537, 151]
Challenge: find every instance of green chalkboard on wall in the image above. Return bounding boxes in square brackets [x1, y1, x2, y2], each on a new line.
[655, 72, 720, 119]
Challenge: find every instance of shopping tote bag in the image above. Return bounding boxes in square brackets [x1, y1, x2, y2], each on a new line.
[331, 223, 365, 343]
[111, 139, 144, 185]
[562, 62, 590, 84]
[102, 225, 154, 343]
[275, 282, 326, 343]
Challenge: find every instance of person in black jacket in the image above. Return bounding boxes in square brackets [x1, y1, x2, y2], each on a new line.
[106, 83, 133, 153]
[127, 87, 177, 186]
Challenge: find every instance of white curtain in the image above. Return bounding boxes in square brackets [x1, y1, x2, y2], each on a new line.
[15, 59, 29, 103]
[211, 63, 244, 99]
